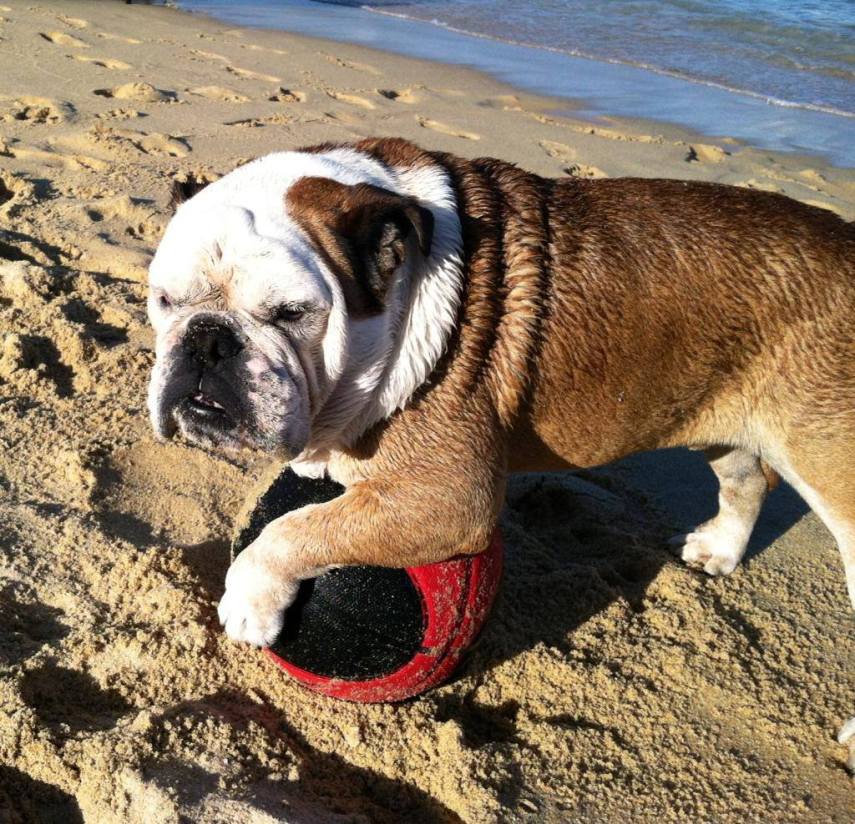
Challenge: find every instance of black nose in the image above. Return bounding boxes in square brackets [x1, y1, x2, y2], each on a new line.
[183, 317, 243, 369]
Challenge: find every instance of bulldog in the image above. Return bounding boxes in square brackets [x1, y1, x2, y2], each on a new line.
[147, 138, 854, 768]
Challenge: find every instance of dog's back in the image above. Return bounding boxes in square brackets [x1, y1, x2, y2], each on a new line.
[525, 177, 854, 466]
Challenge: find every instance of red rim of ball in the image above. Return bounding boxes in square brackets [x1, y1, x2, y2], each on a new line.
[264, 531, 503, 702]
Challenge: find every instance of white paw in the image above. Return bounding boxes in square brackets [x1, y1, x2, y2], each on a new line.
[669, 530, 742, 576]
[838, 716, 855, 774]
[217, 548, 300, 647]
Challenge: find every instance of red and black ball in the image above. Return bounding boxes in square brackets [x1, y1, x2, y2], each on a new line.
[232, 467, 502, 702]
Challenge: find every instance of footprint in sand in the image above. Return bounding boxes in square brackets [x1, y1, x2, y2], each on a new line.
[5, 142, 109, 172]
[242, 44, 288, 56]
[56, 14, 88, 29]
[40, 31, 89, 48]
[190, 48, 230, 63]
[226, 65, 281, 83]
[190, 49, 282, 82]
[327, 90, 375, 110]
[802, 199, 846, 217]
[21, 663, 131, 735]
[94, 82, 176, 103]
[0, 171, 36, 220]
[377, 88, 419, 104]
[225, 113, 292, 128]
[96, 32, 142, 45]
[540, 140, 609, 178]
[563, 163, 608, 179]
[85, 126, 190, 158]
[135, 133, 190, 158]
[269, 87, 306, 103]
[1, 96, 75, 125]
[0, 766, 82, 822]
[479, 94, 524, 111]
[533, 114, 663, 145]
[735, 178, 783, 193]
[73, 55, 132, 70]
[0, 589, 69, 666]
[96, 108, 144, 121]
[82, 194, 166, 241]
[416, 116, 480, 141]
[684, 143, 730, 163]
[799, 169, 827, 186]
[321, 53, 382, 76]
[539, 139, 577, 163]
[189, 86, 250, 103]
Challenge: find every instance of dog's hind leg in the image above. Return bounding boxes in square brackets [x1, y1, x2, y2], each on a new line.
[670, 447, 769, 576]
[780, 456, 855, 773]
[834, 512, 855, 774]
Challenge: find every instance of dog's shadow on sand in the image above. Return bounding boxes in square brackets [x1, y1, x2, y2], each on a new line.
[152, 690, 465, 824]
[464, 447, 808, 676]
[613, 447, 808, 562]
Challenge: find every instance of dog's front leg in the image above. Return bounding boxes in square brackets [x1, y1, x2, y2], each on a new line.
[218, 457, 506, 646]
[216, 498, 331, 647]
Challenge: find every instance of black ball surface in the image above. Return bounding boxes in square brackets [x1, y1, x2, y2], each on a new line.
[232, 468, 427, 680]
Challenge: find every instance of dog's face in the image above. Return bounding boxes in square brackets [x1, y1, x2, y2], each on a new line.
[146, 153, 433, 457]
[147, 202, 330, 455]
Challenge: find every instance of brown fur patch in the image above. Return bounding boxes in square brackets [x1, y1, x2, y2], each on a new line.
[285, 176, 433, 317]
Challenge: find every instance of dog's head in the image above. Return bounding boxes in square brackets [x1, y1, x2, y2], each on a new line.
[147, 149, 434, 457]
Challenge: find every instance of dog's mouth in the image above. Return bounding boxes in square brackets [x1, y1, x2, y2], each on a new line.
[179, 394, 236, 433]
[176, 379, 242, 438]
[187, 390, 227, 416]
[152, 343, 305, 454]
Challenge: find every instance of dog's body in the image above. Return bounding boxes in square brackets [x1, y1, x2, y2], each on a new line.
[147, 138, 854, 766]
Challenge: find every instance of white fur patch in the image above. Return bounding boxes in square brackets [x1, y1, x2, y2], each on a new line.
[348, 161, 464, 436]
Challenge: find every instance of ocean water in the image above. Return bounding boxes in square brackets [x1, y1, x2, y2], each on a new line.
[168, 0, 855, 166]
[360, 0, 855, 117]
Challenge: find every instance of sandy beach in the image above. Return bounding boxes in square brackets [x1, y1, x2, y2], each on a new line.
[0, 1, 853, 821]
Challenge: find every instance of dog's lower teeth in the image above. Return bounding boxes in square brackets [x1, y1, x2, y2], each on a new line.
[193, 393, 224, 411]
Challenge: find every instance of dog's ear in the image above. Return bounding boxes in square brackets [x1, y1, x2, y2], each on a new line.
[168, 172, 218, 212]
[287, 176, 434, 315]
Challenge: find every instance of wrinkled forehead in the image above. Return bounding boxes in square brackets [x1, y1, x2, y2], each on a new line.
[149, 203, 330, 310]
[149, 148, 400, 310]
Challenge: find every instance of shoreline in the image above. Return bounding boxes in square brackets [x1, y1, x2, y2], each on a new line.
[164, 0, 855, 170]
[123, 0, 855, 221]
[369, 4, 855, 120]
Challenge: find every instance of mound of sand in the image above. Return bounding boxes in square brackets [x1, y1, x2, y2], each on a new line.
[0, 2, 853, 821]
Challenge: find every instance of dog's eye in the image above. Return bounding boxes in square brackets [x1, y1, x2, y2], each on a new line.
[156, 292, 172, 310]
[274, 305, 306, 324]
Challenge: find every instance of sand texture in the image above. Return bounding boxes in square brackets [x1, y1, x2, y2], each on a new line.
[0, 1, 853, 821]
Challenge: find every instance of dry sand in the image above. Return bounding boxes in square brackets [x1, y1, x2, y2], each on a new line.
[0, 1, 853, 821]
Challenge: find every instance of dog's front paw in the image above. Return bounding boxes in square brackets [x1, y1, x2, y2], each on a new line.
[217, 547, 300, 647]
[838, 716, 855, 774]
